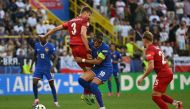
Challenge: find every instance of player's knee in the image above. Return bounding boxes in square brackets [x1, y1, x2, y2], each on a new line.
[152, 91, 162, 96]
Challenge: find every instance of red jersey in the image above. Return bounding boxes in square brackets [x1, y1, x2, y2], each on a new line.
[145, 44, 173, 77]
[62, 16, 89, 45]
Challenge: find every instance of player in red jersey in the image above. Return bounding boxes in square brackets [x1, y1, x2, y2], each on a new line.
[43, 6, 95, 105]
[137, 31, 182, 109]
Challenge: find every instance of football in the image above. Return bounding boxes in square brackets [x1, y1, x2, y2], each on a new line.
[34, 104, 46, 109]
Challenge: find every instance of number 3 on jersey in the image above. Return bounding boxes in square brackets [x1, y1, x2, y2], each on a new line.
[158, 51, 167, 65]
[71, 22, 76, 35]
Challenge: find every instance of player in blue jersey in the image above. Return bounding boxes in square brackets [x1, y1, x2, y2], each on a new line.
[75, 33, 113, 109]
[29, 35, 60, 107]
[107, 43, 122, 97]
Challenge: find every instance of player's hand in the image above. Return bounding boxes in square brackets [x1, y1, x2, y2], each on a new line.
[75, 57, 82, 63]
[137, 77, 144, 86]
[51, 67, 55, 73]
[87, 53, 92, 59]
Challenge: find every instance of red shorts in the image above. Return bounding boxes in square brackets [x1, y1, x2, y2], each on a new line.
[70, 45, 92, 68]
[153, 74, 173, 93]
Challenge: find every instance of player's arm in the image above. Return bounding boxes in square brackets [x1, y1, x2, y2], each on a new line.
[52, 54, 58, 68]
[44, 22, 68, 37]
[140, 60, 154, 79]
[81, 26, 91, 52]
[138, 51, 155, 85]
[30, 52, 37, 72]
[75, 52, 106, 65]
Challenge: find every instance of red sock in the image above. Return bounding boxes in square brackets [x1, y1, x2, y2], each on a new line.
[83, 89, 91, 95]
[161, 95, 174, 104]
[152, 96, 168, 109]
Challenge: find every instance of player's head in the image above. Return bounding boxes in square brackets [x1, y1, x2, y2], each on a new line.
[110, 43, 116, 51]
[142, 31, 153, 46]
[39, 35, 47, 44]
[80, 6, 92, 19]
[93, 33, 103, 48]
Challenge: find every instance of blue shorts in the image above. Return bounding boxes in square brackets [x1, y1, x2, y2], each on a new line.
[92, 67, 113, 82]
[33, 70, 53, 81]
[113, 68, 119, 77]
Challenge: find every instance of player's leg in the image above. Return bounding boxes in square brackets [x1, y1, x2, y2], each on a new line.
[160, 75, 183, 109]
[45, 72, 60, 107]
[113, 72, 120, 97]
[152, 91, 168, 109]
[107, 77, 113, 96]
[89, 68, 112, 109]
[161, 94, 182, 109]
[78, 70, 95, 105]
[90, 78, 105, 109]
[33, 71, 42, 107]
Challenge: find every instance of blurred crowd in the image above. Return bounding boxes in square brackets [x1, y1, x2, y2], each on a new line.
[85, 0, 190, 57]
[0, 0, 190, 73]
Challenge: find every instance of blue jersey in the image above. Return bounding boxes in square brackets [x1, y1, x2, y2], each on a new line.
[90, 42, 112, 69]
[111, 50, 121, 70]
[34, 42, 56, 71]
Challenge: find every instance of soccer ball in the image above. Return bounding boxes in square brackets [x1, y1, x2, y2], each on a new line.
[34, 104, 46, 109]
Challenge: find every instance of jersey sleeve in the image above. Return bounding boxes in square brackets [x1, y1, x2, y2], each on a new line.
[145, 49, 155, 61]
[62, 22, 68, 29]
[98, 47, 109, 60]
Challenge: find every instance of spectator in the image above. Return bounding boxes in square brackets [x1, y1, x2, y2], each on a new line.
[36, 19, 47, 35]
[158, 0, 167, 16]
[135, 5, 146, 24]
[16, 0, 25, 9]
[181, 15, 190, 27]
[22, 59, 31, 74]
[0, 40, 6, 57]
[168, 19, 179, 43]
[176, 21, 187, 50]
[149, 10, 160, 23]
[175, 0, 184, 19]
[143, 0, 153, 16]
[13, 20, 24, 35]
[128, 0, 138, 27]
[165, 42, 174, 58]
[0, 6, 5, 19]
[100, 0, 108, 16]
[27, 13, 37, 28]
[121, 21, 132, 38]
[184, 0, 190, 18]
[93, 0, 101, 11]
[115, 0, 125, 19]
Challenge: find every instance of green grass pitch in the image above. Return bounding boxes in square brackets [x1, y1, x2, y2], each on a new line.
[0, 91, 189, 109]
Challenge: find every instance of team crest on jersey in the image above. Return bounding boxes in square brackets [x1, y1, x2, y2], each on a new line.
[45, 47, 49, 52]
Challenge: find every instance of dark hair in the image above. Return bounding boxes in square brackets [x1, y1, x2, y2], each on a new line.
[143, 31, 153, 42]
[94, 33, 103, 41]
[81, 6, 92, 14]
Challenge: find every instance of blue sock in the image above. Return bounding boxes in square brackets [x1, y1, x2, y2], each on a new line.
[107, 79, 112, 93]
[114, 77, 120, 93]
[50, 85, 57, 102]
[33, 83, 38, 99]
[78, 78, 90, 89]
[90, 83, 104, 107]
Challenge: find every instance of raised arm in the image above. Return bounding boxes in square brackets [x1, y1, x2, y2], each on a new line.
[81, 26, 91, 52]
[44, 25, 63, 38]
